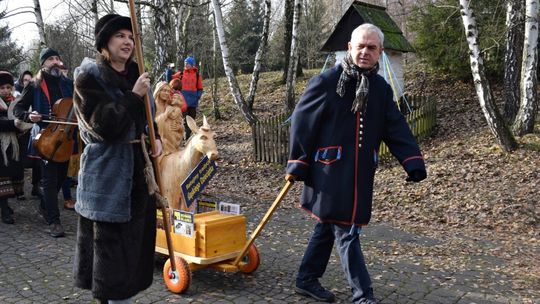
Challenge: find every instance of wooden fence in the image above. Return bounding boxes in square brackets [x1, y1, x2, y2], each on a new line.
[378, 94, 437, 158]
[251, 95, 436, 164]
[251, 112, 291, 164]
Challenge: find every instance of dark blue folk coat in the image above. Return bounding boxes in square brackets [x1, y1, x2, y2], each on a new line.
[286, 65, 426, 226]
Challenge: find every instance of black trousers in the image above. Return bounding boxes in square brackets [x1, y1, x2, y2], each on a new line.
[183, 107, 197, 138]
[40, 159, 69, 224]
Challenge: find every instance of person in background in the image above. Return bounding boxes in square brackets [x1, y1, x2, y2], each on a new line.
[14, 70, 33, 95]
[13, 47, 74, 237]
[286, 23, 426, 303]
[13, 70, 42, 199]
[164, 63, 175, 82]
[177, 56, 202, 138]
[72, 14, 162, 304]
[0, 71, 29, 223]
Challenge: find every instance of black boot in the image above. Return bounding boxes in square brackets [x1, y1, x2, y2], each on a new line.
[31, 183, 41, 197]
[1, 201, 14, 224]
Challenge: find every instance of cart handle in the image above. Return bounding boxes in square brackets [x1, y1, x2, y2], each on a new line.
[233, 179, 294, 266]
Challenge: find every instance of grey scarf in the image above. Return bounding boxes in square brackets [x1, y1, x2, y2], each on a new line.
[336, 53, 379, 113]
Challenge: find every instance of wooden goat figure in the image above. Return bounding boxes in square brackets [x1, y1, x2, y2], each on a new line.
[159, 115, 218, 211]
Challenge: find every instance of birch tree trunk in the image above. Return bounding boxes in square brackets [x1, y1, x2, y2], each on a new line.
[211, 12, 221, 120]
[33, 0, 47, 47]
[152, 0, 174, 79]
[181, 1, 194, 61]
[513, 0, 538, 136]
[246, 0, 271, 111]
[459, 0, 517, 152]
[285, 0, 302, 113]
[171, 2, 186, 67]
[211, 0, 257, 125]
[503, 0, 524, 122]
[281, 0, 294, 84]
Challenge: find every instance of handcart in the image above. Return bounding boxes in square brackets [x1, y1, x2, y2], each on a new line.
[155, 180, 294, 293]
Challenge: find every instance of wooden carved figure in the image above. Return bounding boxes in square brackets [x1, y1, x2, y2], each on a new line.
[155, 104, 184, 155]
[159, 115, 218, 211]
[153, 81, 172, 117]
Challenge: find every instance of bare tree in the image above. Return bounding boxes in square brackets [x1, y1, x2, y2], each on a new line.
[246, 0, 271, 111]
[151, 0, 175, 78]
[211, 0, 257, 124]
[181, 2, 193, 62]
[281, 0, 294, 84]
[285, 0, 302, 112]
[503, 0, 524, 122]
[211, 11, 221, 120]
[91, 0, 98, 24]
[513, 0, 538, 136]
[459, 0, 517, 152]
[33, 0, 47, 46]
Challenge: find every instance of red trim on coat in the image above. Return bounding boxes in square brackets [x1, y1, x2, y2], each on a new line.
[314, 146, 342, 165]
[402, 155, 424, 165]
[317, 145, 341, 150]
[300, 206, 367, 227]
[288, 159, 309, 166]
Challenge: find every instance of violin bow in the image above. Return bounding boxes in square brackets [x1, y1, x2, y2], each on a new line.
[127, 0, 177, 272]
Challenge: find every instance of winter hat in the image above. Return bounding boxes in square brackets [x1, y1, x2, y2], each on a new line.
[39, 48, 60, 66]
[95, 14, 132, 52]
[0, 71, 14, 87]
[184, 56, 195, 67]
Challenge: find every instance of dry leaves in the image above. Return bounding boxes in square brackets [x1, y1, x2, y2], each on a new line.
[198, 70, 540, 297]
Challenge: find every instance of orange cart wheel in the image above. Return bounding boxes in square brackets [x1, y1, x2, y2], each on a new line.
[163, 255, 191, 293]
[239, 244, 260, 274]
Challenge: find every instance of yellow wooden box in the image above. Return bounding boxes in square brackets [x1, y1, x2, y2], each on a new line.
[156, 210, 246, 259]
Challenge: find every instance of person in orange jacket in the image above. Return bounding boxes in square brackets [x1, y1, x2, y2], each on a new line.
[172, 56, 203, 138]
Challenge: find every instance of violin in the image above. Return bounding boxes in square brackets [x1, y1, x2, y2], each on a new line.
[32, 97, 78, 162]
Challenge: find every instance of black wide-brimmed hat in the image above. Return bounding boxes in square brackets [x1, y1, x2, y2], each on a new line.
[95, 14, 132, 52]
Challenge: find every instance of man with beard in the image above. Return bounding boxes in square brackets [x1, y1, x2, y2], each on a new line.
[14, 48, 74, 237]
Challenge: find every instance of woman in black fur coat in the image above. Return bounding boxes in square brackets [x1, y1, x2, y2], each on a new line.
[72, 14, 162, 304]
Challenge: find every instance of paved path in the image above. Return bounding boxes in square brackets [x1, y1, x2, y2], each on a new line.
[0, 176, 537, 304]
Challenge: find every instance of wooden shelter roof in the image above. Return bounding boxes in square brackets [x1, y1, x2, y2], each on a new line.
[320, 1, 414, 53]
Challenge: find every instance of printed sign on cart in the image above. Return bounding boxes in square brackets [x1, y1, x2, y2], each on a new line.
[181, 156, 217, 208]
[197, 199, 218, 213]
[172, 210, 194, 237]
[218, 202, 241, 215]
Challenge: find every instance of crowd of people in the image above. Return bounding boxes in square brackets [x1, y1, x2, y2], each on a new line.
[1, 12, 426, 304]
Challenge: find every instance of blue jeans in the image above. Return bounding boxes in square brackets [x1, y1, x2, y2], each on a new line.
[296, 222, 374, 302]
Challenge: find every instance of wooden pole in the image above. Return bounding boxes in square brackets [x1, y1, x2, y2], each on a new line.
[127, 0, 177, 272]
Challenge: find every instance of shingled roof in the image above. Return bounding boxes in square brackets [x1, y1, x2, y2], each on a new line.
[320, 1, 414, 53]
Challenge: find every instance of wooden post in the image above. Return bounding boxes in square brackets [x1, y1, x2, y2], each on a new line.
[127, 0, 177, 272]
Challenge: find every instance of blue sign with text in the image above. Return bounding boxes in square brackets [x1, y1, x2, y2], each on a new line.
[181, 156, 217, 208]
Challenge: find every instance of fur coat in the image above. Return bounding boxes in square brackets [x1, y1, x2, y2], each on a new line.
[72, 56, 156, 300]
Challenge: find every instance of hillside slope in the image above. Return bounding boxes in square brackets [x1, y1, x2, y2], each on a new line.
[197, 70, 539, 296]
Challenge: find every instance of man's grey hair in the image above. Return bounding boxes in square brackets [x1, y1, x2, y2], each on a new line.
[350, 23, 384, 48]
